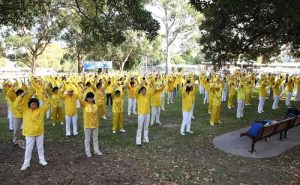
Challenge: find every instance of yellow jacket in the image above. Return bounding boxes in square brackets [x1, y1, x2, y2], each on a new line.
[80, 101, 99, 129]
[15, 97, 50, 137]
[259, 81, 267, 97]
[60, 93, 78, 116]
[127, 83, 137, 99]
[182, 88, 195, 112]
[112, 93, 125, 113]
[13, 89, 35, 119]
[51, 93, 63, 108]
[272, 81, 281, 96]
[136, 91, 151, 115]
[105, 85, 114, 94]
[150, 87, 164, 107]
[237, 87, 246, 101]
[95, 89, 105, 105]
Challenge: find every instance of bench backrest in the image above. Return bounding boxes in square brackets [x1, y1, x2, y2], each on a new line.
[275, 117, 295, 133]
[292, 115, 300, 127]
[260, 124, 278, 138]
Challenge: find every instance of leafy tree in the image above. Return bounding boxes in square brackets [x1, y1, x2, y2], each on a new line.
[150, 0, 203, 73]
[4, 3, 63, 74]
[190, 0, 300, 66]
[37, 43, 65, 71]
[89, 31, 161, 71]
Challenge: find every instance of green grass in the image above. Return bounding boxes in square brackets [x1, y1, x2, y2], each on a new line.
[0, 91, 299, 184]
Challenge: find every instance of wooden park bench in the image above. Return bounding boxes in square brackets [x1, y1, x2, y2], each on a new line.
[240, 116, 299, 153]
[284, 115, 300, 138]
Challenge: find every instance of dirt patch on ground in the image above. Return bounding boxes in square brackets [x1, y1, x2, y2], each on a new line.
[0, 142, 160, 185]
[0, 103, 7, 118]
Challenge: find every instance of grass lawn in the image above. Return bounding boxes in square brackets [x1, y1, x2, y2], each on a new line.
[0, 90, 299, 184]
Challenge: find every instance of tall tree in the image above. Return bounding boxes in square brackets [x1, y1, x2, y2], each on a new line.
[150, 0, 203, 73]
[4, 2, 63, 74]
[89, 31, 164, 71]
[190, 0, 300, 66]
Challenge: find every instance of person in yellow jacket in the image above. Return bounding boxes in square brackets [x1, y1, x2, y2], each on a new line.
[285, 77, 294, 106]
[167, 77, 175, 104]
[208, 81, 215, 114]
[135, 86, 151, 146]
[294, 76, 300, 101]
[180, 81, 195, 135]
[227, 79, 236, 109]
[236, 83, 246, 118]
[16, 92, 50, 170]
[59, 87, 79, 137]
[203, 78, 210, 104]
[80, 92, 103, 157]
[210, 84, 222, 126]
[2, 80, 16, 131]
[160, 77, 167, 111]
[51, 87, 64, 126]
[105, 80, 114, 106]
[150, 83, 165, 126]
[112, 90, 126, 134]
[245, 78, 253, 106]
[95, 82, 107, 119]
[272, 79, 281, 109]
[258, 79, 267, 114]
[127, 80, 137, 116]
[12, 87, 35, 148]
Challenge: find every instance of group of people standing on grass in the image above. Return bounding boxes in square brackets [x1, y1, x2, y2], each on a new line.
[2, 70, 300, 170]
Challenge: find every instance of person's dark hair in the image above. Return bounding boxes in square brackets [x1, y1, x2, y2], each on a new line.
[115, 90, 121, 95]
[96, 83, 102, 88]
[52, 86, 59, 92]
[85, 92, 95, 103]
[138, 86, 146, 94]
[187, 80, 191, 84]
[186, 86, 192, 92]
[28, 98, 39, 108]
[130, 81, 135, 86]
[86, 82, 91, 87]
[108, 81, 111, 85]
[15, 89, 24, 97]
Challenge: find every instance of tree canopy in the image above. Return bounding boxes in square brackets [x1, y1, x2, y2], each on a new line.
[0, 0, 160, 73]
[190, 0, 300, 65]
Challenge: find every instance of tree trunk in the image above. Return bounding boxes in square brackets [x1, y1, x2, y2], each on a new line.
[121, 48, 133, 71]
[31, 55, 37, 75]
[77, 58, 82, 74]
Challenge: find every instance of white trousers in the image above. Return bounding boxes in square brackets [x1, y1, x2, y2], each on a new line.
[13, 118, 23, 144]
[286, 92, 292, 106]
[136, 114, 150, 145]
[8, 108, 14, 130]
[84, 128, 101, 156]
[295, 90, 300, 101]
[128, 98, 137, 115]
[150, 106, 161, 125]
[272, 95, 280, 109]
[180, 111, 192, 133]
[222, 90, 228, 101]
[65, 115, 78, 136]
[198, 85, 204, 95]
[167, 92, 173, 104]
[23, 135, 45, 165]
[236, 100, 245, 118]
[76, 99, 81, 108]
[257, 96, 265, 113]
[204, 90, 209, 104]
